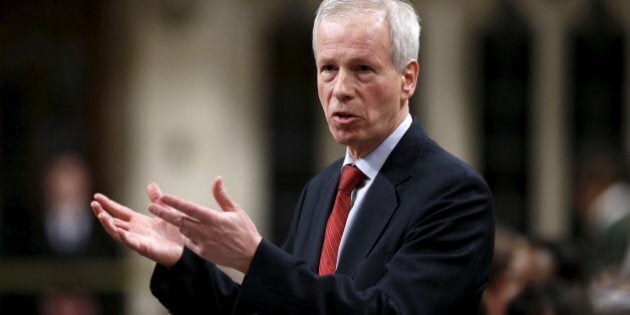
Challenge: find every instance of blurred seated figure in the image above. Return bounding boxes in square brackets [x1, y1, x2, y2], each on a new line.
[39, 290, 100, 315]
[569, 146, 629, 315]
[575, 148, 630, 274]
[41, 153, 93, 255]
[38, 152, 116, 257]
[483, 227, 558, 315]
[16, 152, 122, 315]
[484, 227, 525, 315]
[507, 281, 593, 315]
[589, 260, 630, 315]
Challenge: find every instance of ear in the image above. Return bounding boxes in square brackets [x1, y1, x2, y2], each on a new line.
[400, 60, 419, 101]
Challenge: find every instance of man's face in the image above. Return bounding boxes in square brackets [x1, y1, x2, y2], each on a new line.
[315, 13, 416, 158]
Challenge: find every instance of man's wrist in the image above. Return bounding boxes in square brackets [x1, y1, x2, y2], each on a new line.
[238, 236, 264, 274]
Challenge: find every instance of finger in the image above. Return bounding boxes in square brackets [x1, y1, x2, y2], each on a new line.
[146, 183, 163, 203]
[178, 216, 203, 238]
[160, 194, 215, 222]
[148, 203, 198, 227]
[211, 176, 238, 212]
[93, 193, 133, 221]
[100, 214, 123, 241]
[112, 217, 130, 231]
[91, 201, 122, 242]
[90, 199, 105, 217]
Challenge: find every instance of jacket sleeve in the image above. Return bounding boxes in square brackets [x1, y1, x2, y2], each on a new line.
[148, 184, 313, 315]
[150, 247, 241, 315]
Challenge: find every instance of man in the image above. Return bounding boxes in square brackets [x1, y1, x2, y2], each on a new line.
[91, 0, 494, 313]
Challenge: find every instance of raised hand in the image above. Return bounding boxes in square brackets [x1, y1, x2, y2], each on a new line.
[148, 176, 262, 273]
[90, 183, 185, 267]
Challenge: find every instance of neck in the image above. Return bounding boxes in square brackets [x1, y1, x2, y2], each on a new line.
[347, 110, 409, 160]
[348, 144, 378, 161]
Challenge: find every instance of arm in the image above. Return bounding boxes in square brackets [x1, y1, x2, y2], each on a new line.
[153, 172, 493, 314]
[146, 177, 261, 314]
[90, 184, 242, 314]
[150, 248, 241, 315]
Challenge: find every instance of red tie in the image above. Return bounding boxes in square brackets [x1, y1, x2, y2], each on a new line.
[318, 165, 366, 275]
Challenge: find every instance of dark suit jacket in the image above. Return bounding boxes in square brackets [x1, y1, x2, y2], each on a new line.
[151, 121, 495, 314]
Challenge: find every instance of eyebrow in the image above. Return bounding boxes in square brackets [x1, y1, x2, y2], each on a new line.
[316, 54, 378, 66]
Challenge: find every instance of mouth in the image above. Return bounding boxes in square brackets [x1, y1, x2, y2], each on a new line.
[332, 111, 359, 124]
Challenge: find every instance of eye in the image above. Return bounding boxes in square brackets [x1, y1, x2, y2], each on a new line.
[320, 65, 336, 72]
[357, 65, 372, 72]
[318, 64, 337, 81]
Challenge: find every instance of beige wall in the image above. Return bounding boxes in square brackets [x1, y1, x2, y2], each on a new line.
[112, 1, 282, 313]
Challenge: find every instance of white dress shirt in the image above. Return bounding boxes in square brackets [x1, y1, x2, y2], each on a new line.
[337, 114, 413, 261]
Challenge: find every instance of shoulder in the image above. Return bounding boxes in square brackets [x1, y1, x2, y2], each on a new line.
[391, 121, 489, 192]
[418, 137, 488, 188]
[387, 124, 493, 220]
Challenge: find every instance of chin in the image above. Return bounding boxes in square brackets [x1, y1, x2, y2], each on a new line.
[331, 134, 352, 145]
[333, 134, 362, 147]
[332, 137, 352, 146]
[331, 127, 370, 146]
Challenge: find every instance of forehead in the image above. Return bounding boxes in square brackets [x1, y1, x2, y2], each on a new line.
[315, 13, 391, 61]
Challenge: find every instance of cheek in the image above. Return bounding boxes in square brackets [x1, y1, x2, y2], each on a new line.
[363, 87, 389, 112]
[372, 84, 400, 110]
[318, 85, 335, 114]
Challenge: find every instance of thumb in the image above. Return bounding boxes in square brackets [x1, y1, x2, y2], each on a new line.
[212, 176, 238, 212]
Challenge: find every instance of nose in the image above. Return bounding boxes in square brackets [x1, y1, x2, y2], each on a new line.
[333, 69, 353, 102]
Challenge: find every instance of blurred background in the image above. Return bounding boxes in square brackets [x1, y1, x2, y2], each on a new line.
[0, 0, 628, 314]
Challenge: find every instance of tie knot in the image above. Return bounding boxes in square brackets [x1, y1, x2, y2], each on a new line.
[338, 165, 366, 192]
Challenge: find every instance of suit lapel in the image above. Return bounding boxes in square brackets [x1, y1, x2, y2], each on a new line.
[300, 167, 340, 271]
[335, 174, 398, 275]
[335, 121, 426, 275]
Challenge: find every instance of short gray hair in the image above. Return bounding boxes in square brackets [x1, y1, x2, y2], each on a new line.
[313, 0, 421, 71]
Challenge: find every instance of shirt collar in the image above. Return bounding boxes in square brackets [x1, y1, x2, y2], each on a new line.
[343, 114, 412, 179]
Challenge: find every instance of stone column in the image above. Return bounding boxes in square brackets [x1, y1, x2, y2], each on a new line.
[111, 0, 272, 313]
[418, 0, 479, 168]
[519, 0, 572, 240]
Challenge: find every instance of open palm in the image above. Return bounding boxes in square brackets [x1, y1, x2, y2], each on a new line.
[91, 183, 185, 267]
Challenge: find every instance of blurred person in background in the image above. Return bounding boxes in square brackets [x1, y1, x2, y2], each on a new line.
[40, 152, 95, 256]
[572, 147, 630, 314]
[0, 152, 113, 314]
[483, 227, 559, 315]
[29, 152, 118, 315]
[39, 290, 100, 315]
[575, 148, 630, 275]
[483, 226, 525, 315]
[507, 281, 593, 315]
[38, 152, 116, 257]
